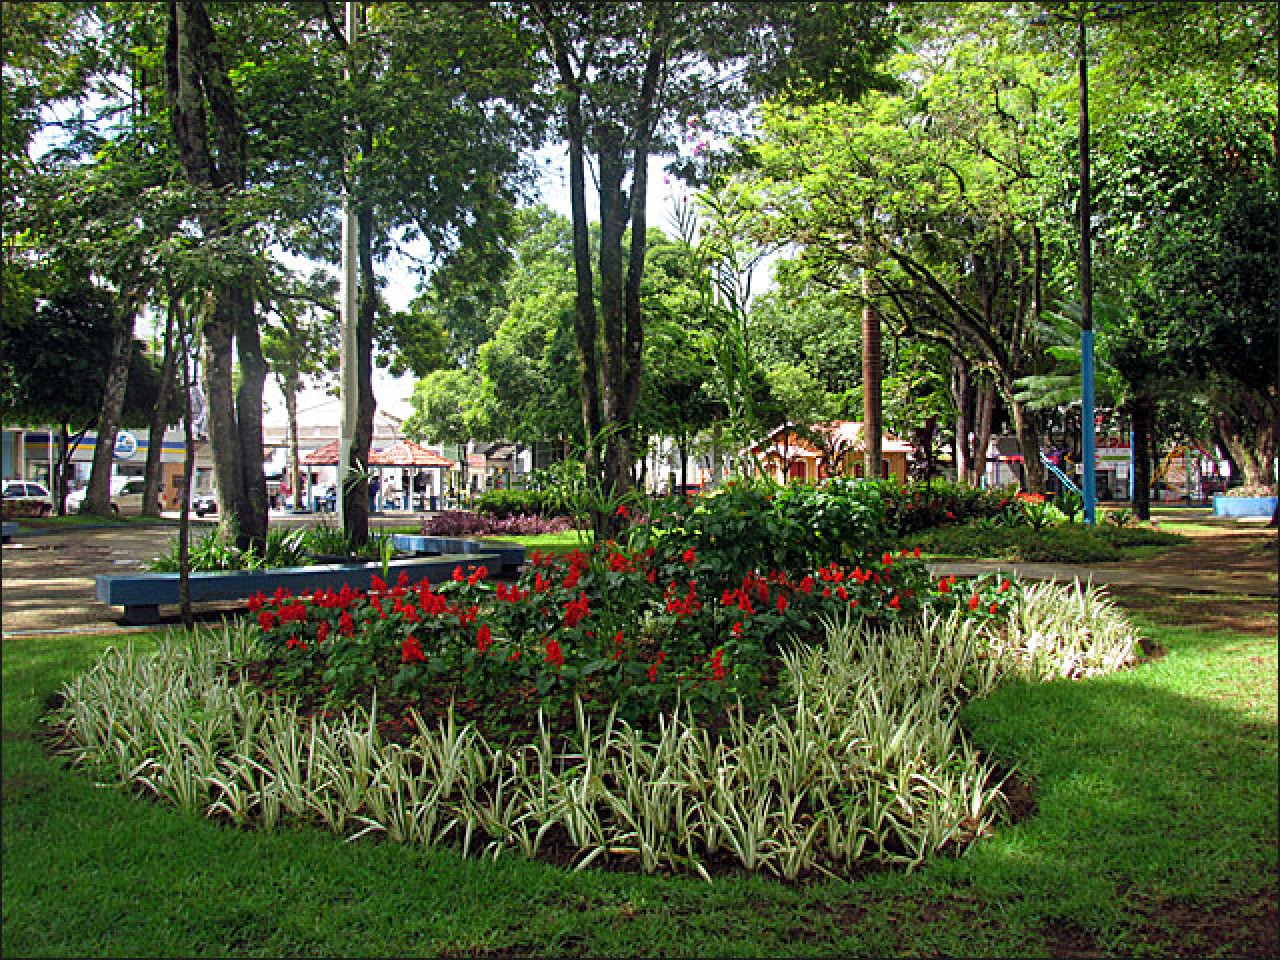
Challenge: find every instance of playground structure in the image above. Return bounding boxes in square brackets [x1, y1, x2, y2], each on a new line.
[1153, 443, 1227, 504]
[1039, 450, 1083, 496]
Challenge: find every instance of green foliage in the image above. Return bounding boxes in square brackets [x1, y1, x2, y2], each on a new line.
[906, 519, 1185, 564]
[473, 489, 560, 520]
[146, 525, 310, 573]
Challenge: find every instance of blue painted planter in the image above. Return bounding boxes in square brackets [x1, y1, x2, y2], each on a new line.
[1212, 495, 1277, 518]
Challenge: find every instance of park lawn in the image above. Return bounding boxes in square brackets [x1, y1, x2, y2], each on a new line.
[3, 610, 1275, 957]
[477, 530, 593, 554]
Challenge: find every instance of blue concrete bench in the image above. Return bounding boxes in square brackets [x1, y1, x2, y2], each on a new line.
[392, 535, 525, 572]
[2, 522, 16, 543]
[96, 553, 499, 626]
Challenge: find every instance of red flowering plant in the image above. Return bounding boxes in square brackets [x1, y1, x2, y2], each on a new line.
[931, 571, 1021, 624]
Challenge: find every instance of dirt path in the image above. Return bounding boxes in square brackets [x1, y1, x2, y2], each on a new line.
[1103, 520, 1277, 636]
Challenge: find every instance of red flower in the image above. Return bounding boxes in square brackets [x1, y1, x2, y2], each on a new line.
[798, 575, 815, 594]
[398, 571, 411, 588]
[615, 504, 631, 518]
[248, 592, 266, 613]
[286, 636, 307, 651]
[776, 593, 788, 613]
[1000, 579, 1011, 592]
[316, 621, 330, 644]
[836, 586, 848, 602]
[608, 552, 632, 573]
[257, 610, 278, 631]
[509, 649, 522, 662]
[563, 567, 581, 590]
[989, 603, 999, 615]
[467, 565, 488, 586]
[401, 635, 426, 664]
[882, 551, 893, 566]
[476, 624, 492, 655]
[611, 630, 625, 661]
[938, 577, 952, 594]
[338, 611, 355, 637]
[371, 575, 387, 594]
[888, 594, 901, 610]
[732, 621, 744, 637]
[452, 565, 465, 582]
[563, 592, 590, 628]
[647, 651, 666, 683]
[709, 648, 726, 682]
[682, 547, 697, 566]
[544, 637, 565, 669]
[969, 594, 980, 611]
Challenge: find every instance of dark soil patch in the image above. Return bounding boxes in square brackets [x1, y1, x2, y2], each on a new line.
[1126, 887, 1278, 959]
[1040, 918, 1102, 957]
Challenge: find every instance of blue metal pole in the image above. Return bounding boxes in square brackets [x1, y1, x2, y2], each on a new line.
[1082, 329, 1097, 525]
[1128, 429, 1135, 501]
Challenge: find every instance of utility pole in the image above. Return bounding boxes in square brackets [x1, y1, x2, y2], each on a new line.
[337, 0, 359, 534]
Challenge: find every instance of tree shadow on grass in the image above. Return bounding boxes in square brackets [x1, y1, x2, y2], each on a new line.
[950, 650, 1278, 957]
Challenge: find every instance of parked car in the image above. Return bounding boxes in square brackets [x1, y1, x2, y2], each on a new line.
[2, 480, 53, 517]
[66, 476, 160, 516]
[192, 490, 218, 517]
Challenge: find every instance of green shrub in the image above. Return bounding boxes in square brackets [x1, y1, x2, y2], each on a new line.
[147, 525, 310, 572]
[904, 520, 1185, 563]
[473, 489, 561, 519]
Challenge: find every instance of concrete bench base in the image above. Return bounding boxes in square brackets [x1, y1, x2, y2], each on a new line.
[392, 535, 526, 572]
[96, 554, 499, 626]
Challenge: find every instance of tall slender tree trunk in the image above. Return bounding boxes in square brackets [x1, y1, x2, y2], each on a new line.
[1008, 393, 1045, 493]
[862, 269, 883, 481]
[340, 202, 377, 545]
[85, 308, 135, 516]
[284, 374, 302, 510]
[143, 308, 178, 516]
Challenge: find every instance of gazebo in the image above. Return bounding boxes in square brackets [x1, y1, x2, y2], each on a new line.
[302, 440, 456, 511]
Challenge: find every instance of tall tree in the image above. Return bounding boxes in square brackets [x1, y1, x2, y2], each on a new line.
[164, 0, 270, 547]
[749, 21, 1065, 492]
[521, 1, 898, 529]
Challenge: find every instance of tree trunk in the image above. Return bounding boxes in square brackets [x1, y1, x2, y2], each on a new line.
[284, 374, 302, 510]
[340, 202, 377, 546]
[143, 308, 178, 516]
[949, 354, 994, 487]
[862, 270, 883, 481]
[85, 309, 135, 516]
[1008, 396, 1045, 493]
[233, 282, 269, 543]
[166, 0, 267, 551]
[1129, 394, 1155, 521]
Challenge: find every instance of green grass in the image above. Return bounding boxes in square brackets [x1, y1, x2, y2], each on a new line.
[477, 530, 593, 554]
[4, 607, 1275, 957]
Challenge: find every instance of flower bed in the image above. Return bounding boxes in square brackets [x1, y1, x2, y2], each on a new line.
[50, 574, 1140, 881]
[245, 536, 1014, 735]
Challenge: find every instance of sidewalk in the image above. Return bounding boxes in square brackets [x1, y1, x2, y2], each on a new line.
[2, 521, 1275, 640]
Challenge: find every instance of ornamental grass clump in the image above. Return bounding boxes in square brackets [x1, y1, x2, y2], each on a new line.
[47, 577, 1143, 882]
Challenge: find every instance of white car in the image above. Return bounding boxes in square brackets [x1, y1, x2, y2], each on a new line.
[67, 477, 159, 517]
[2, 480, 53, 516]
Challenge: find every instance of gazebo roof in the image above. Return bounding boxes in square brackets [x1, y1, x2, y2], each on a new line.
[301, 440, 456, 469]
[373, 441, 456, 468]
